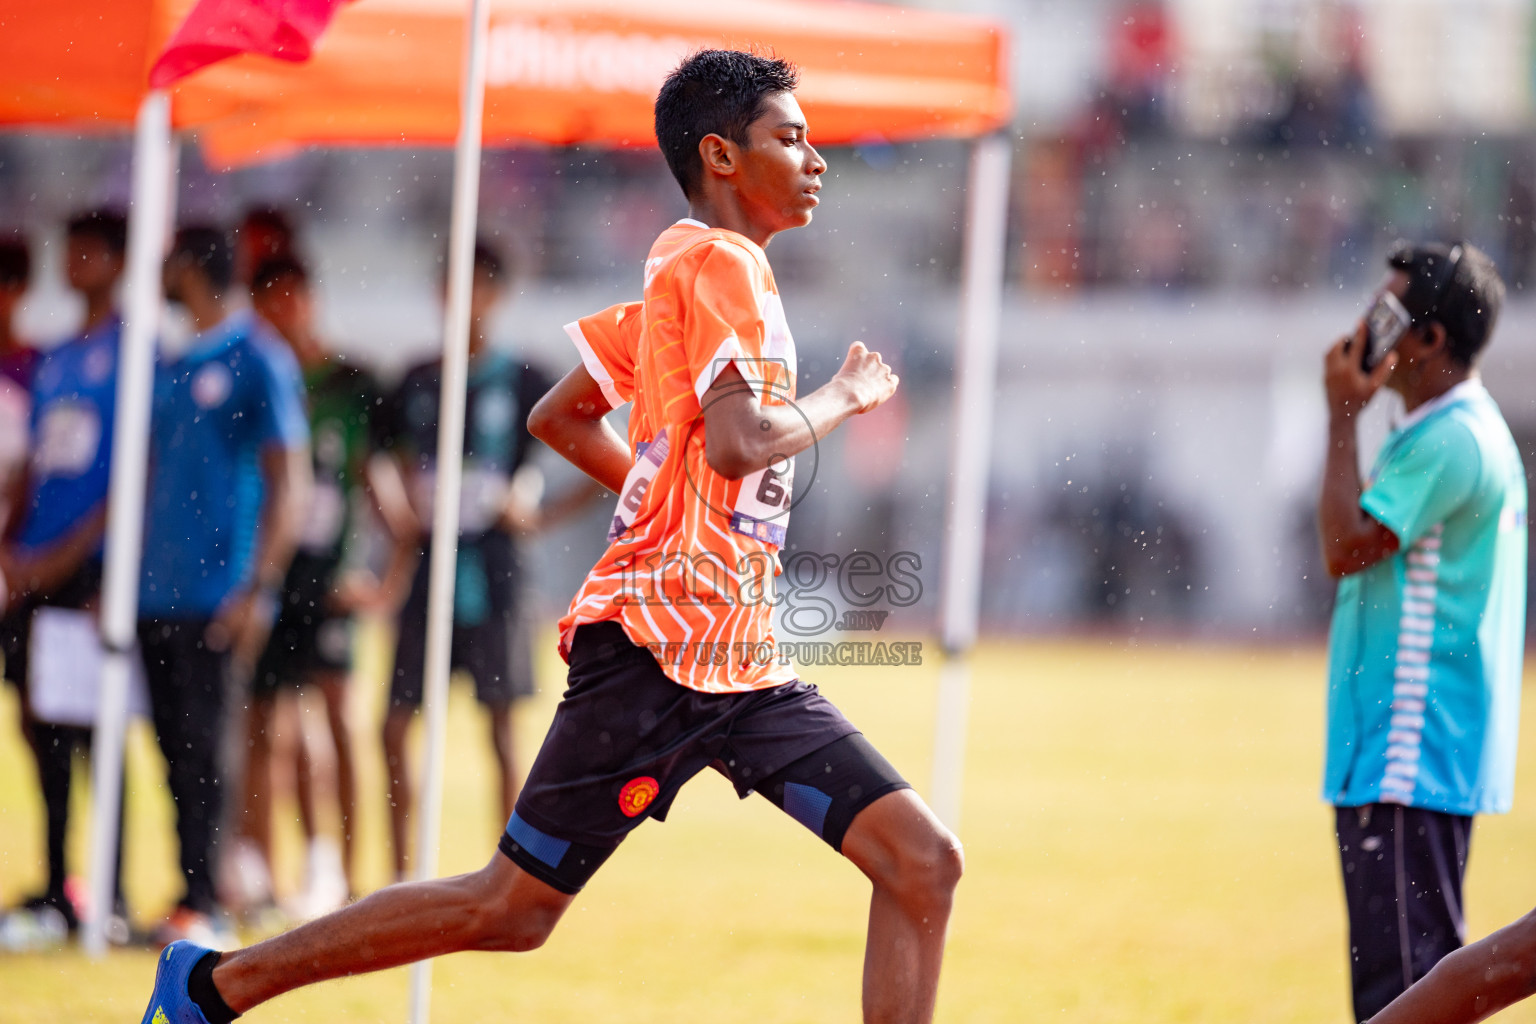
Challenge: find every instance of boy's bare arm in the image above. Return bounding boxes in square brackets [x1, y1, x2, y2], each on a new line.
[1368, 910, 1536, 1024]
[0, 503, 107, 605]
[528, 364, 632, 494]
[703, 341, 897, 480]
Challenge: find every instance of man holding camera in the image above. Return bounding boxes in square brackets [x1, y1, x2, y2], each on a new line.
[1318, 241, 1526, 1022]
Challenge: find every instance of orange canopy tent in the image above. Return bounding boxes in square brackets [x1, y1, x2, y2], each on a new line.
[2, 0, 1009, 159]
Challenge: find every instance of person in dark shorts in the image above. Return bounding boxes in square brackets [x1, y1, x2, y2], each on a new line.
[374, 237, 596, 879]
[233, 254, 410, 919]
[139, 51, 961, 1024]
[1318, 242, 1525, 1022]
[137, 225, 311, 948]
[0, 210, 127, 944]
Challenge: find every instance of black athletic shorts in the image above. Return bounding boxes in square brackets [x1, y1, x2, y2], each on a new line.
[497, 621, 911, 894]
[252, 553, 352, 698]
[389, 531, 532, 710]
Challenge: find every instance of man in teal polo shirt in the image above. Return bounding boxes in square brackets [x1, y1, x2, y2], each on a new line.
[1317, 240, 1525, 1022]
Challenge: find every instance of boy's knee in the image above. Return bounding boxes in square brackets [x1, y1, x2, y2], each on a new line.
[915, 830, 965, 896]
[462, 859, 570, 953]
[469, 903, 556, 952]
[846, 792, 963, 906]
[876, 827, 964, 909]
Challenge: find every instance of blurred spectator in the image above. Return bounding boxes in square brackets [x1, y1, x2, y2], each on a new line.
[137, 225, 312, 947]
[0, 210, 128, 946]
[0, 234, 34, 538]
[231, 253, 412, 920]
[374, 237, 599, 879]
[1501, 158, 1536, 292]
[1106, 2, 1174, 137]
[1039, 467, 1200, 623]
[236, 205, 300, 289]
[1017, 140, 1084, 291]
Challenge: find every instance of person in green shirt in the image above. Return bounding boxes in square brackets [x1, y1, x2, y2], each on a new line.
[236, 254, 415, 918]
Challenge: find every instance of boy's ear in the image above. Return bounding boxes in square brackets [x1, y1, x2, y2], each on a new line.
[698, 133, 737, 181]
[1420, 321, 1448, 355]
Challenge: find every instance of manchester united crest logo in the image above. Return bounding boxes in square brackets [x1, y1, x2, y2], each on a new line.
[617, 776, 660, 818]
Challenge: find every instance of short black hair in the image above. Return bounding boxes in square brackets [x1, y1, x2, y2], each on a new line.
[251, 254, 309, 295]
[171, 225, 235, 294]
[474, 239, 505, 280]
[654, 49, 799, 199]
[441, 237, 508, 283]
[66, 208, 128, 256]
[0, 234, 29, 289]
[1387, 240, 1504, 368]
[240, 205, 296, 244]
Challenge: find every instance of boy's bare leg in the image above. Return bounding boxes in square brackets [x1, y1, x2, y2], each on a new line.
[211, 853, 572, 1013]
[317, 672, 358, 891]
[240, 698, 279, 869]
[287, 693, 318, 842]
[486, 703, 518, 825]
[840, 789, 964, 1024]
[382, 707, 414, 878]
[1370, 909, 1536, 1024]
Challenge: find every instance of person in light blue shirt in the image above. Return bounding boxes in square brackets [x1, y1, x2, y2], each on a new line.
[136, 225, 311, 947]
[1317, 240, 1525, 1022]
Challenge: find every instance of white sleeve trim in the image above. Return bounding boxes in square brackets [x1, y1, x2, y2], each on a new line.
[564, 320, 625, 410]
[693, 334, 764, 405]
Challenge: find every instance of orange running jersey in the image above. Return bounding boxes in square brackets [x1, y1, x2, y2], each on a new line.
[558, 219, 800, 693]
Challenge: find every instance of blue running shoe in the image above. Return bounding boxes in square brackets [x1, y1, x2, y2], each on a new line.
[140, 940, 215, 1024]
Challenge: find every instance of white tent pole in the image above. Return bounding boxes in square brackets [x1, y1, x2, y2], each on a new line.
[82, 90, 176, 958]
[932, 133, 1012, 833]
[407, 0, 490, 1017]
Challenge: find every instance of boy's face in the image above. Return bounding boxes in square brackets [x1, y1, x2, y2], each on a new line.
[0, 281, 23, 321]
[730, 91, 826, 235]
[238, 222, 290, 284]
[441, 267, 502, 325]
[471, 269, 501, 322]
[66, 233, 123, 294]
[162, 252, 191, 305]
[252, 273, 312, 341]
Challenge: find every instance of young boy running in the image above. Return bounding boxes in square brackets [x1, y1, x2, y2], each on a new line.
[139, 50, 961, 1024]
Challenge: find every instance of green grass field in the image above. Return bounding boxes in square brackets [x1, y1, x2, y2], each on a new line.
[5, 630, 1536, 1023]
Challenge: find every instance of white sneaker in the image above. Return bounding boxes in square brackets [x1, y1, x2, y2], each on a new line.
[287, 837, 349, 921]
[0, 905, 70, 952]
[220, 836, 275, 918]
[148, 907, 239, 951]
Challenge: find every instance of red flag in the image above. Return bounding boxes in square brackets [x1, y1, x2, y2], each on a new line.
[148, 0, 347, 88]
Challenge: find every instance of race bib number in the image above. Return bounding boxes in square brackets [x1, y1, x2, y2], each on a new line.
[608, 432, 669, 542]
[731, 456, 792, 547]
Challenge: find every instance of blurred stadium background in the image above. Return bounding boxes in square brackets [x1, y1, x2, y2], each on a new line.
[9, 0, 1536, 637]
[6, 0, 1536, 1020]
